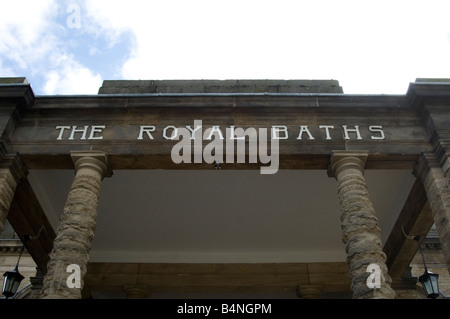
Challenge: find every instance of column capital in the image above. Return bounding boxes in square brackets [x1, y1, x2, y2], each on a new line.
[70, 150, 112, 179]
[328, 150, 369, 178]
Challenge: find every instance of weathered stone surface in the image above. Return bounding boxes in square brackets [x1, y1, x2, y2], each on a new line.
[0, 168, 16, 234]
[330, 151, 396, 299]
[98, 79, 344, 94]
[0, 77, 28, 84]
[40, 151, 110, 299]
[418, 154, 450, 274]
[0, 154, 28, 234]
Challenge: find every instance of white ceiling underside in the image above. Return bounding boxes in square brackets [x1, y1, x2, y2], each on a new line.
[27, 169, 415, 264]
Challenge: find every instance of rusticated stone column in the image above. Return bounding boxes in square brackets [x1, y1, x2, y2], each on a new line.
[41, 151, 112, 299]
[329, 150, 395, 299]
[416, 153, 450, 275]
[0, 154, 28, 234]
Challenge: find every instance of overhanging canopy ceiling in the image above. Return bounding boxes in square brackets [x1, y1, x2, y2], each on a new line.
[27, 168, 415, 264]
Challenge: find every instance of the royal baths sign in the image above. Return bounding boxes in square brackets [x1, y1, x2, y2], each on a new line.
[53, 121, 387, 174]
[54, 123, 386, 142]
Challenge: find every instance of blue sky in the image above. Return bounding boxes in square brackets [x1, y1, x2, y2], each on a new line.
[1, 0, 450, 95]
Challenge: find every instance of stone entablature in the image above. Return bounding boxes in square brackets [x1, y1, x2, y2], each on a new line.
[2, 81, 434, 171]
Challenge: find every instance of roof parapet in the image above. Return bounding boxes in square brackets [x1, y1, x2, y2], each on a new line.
[98, 79, 343, 95]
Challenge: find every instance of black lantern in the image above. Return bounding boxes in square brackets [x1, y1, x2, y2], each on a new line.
[2, 237, 27, 299]
[402, 227, 447, 299]
[419, 269, 440, 299]
[1, 228, 45, 299]
[2, 265, 24, 298]
[417, 243, 441, 299]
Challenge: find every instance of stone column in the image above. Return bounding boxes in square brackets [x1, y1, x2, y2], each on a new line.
[0, 154, 28, 234]
[41, 151, 111, 299]
[329, 150, 395, 299]
[416, 152, 450, 275]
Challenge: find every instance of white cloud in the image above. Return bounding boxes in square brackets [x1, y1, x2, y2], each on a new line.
[82, 0, 450, 94]
[0, 0, 104, 94]
[0, 1, 60, 71]
[43, 54, 102, 95]
[1, 0, 450, 95]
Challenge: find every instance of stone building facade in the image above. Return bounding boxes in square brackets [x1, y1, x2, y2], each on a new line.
[0, 77, 450, 299]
